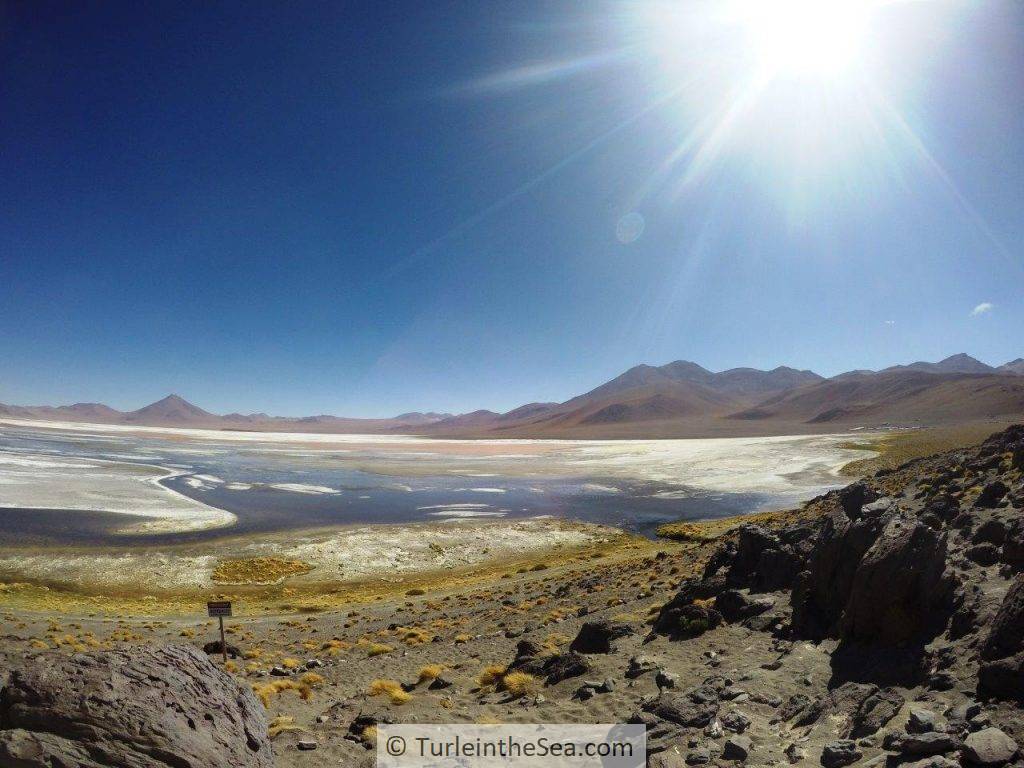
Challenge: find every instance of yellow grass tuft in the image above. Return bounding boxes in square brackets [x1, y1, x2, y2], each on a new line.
[362, 641, 393, 657]
[500, 671, 539, 698]
[477, 664, 507, 687]
[280, 657, 301, 669]
[417, 664, 445, 683]
[368, 679, 412, 705]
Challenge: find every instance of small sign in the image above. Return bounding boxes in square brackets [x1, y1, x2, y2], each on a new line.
[207, 600, 232, 618]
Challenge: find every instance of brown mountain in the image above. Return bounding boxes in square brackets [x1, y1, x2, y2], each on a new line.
[2, 353, 1022, 438]
[998, 358, 1024, 375]
[123, 394, 215, 423]
[730, 370, 1024, 426]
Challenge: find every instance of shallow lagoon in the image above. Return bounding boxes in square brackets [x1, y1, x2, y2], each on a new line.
[0, 419, 874, 544]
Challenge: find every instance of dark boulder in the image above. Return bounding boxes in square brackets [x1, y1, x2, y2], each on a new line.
[1001, 519, 1024, 567]
[541, 652, 591, 685]
[715, 589, 775, 623]
[791, 506, 889, 639]
[643, 686, 720, 728]
[978, 576, 1024, 701]
[651, 589, 723, 640]
[203, 640, 242, 658]
[966, 543, 1001, 567]
[724, 525, 805, 592]
[821, 740, 862, 768]
[973, 519, 1008, 546]
[974, 481, 1009, 509]
[569, 620, 633, 654]
[0, 644, 272, 767]
[838, 482, 880, 519]
[839, 517, 953, 645]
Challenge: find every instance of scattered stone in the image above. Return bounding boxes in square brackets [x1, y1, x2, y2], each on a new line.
[967, 543, 1001, 566]
[715, 589, 776, 622]
[722, 735, 751, 761]
[908, 708, 939, 734]
[721, 711, 751, 734]
[961, 727, 1019, 766]
[541, 652, 590, 685]
[821, 740, 862, 768]
[685, 748, 711, 765]
[656, 669, 678, 690]
[569, 620, 633, 654]
[785, 743, 806, 764]
[296, 738, 318, 751]
[625, 656, 658, 679]
[974, 481, 1008, 509]
[883, 731, 960, 757]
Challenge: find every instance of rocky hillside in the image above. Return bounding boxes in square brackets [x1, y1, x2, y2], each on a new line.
[644, 424, 1024, 766]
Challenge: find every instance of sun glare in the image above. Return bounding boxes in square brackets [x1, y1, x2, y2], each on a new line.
[740, 0, 873, 78]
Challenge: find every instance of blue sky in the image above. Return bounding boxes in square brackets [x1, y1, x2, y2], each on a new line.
[1, 1, 1021, 416]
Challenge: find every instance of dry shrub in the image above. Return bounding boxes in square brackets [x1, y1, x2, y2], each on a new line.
[280, 657, 301, 669]
[362, 641, 393, 657]
[500, 671, 539, 698]
[300, 672, 325, 687]
[267, 715, 305, 738]
[477, 664, 507, 687]
[417, 664, 445, 683]
[368, 679, 411, 705]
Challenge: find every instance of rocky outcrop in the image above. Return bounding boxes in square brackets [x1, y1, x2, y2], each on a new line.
[0, 644, 272, 767]
[978, 576, 1024, 701]
[839, 516, 953, 644]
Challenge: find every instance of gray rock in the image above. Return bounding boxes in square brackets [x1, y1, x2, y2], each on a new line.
[721, 710, 751, 734]
[785, 743, 806, 764]
[723, 735, 751, 761]
[884, 731, 960, 756]
[656, 669, 678, 690]
[644, 690, 720, 729]
[979, 575, 1024, 700]
[686, 748, 712, 765]
[961, 727, 1019, 766]
[0, 644, 272, 767]
[625, 655, 658, 679]
[821, 740, 862, 768]
[908, 708, 939, 734]
[297, 738, 318, 750]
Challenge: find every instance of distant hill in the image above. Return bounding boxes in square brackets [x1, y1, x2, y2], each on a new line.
[124, 394, 215, 423]
[998, 358, 1024, 375]
[1, 352, 1021, 438]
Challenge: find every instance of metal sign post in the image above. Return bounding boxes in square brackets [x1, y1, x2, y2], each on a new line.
[207, 600, 233, 664]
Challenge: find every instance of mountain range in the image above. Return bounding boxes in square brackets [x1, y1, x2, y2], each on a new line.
[2, 353, 1023, 438]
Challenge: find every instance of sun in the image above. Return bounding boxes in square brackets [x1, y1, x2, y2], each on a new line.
[737, 0, 874, 78]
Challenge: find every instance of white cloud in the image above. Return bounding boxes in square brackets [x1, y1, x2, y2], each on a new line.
[971, 302, 994, 316]
[884, 320, 895, 325]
